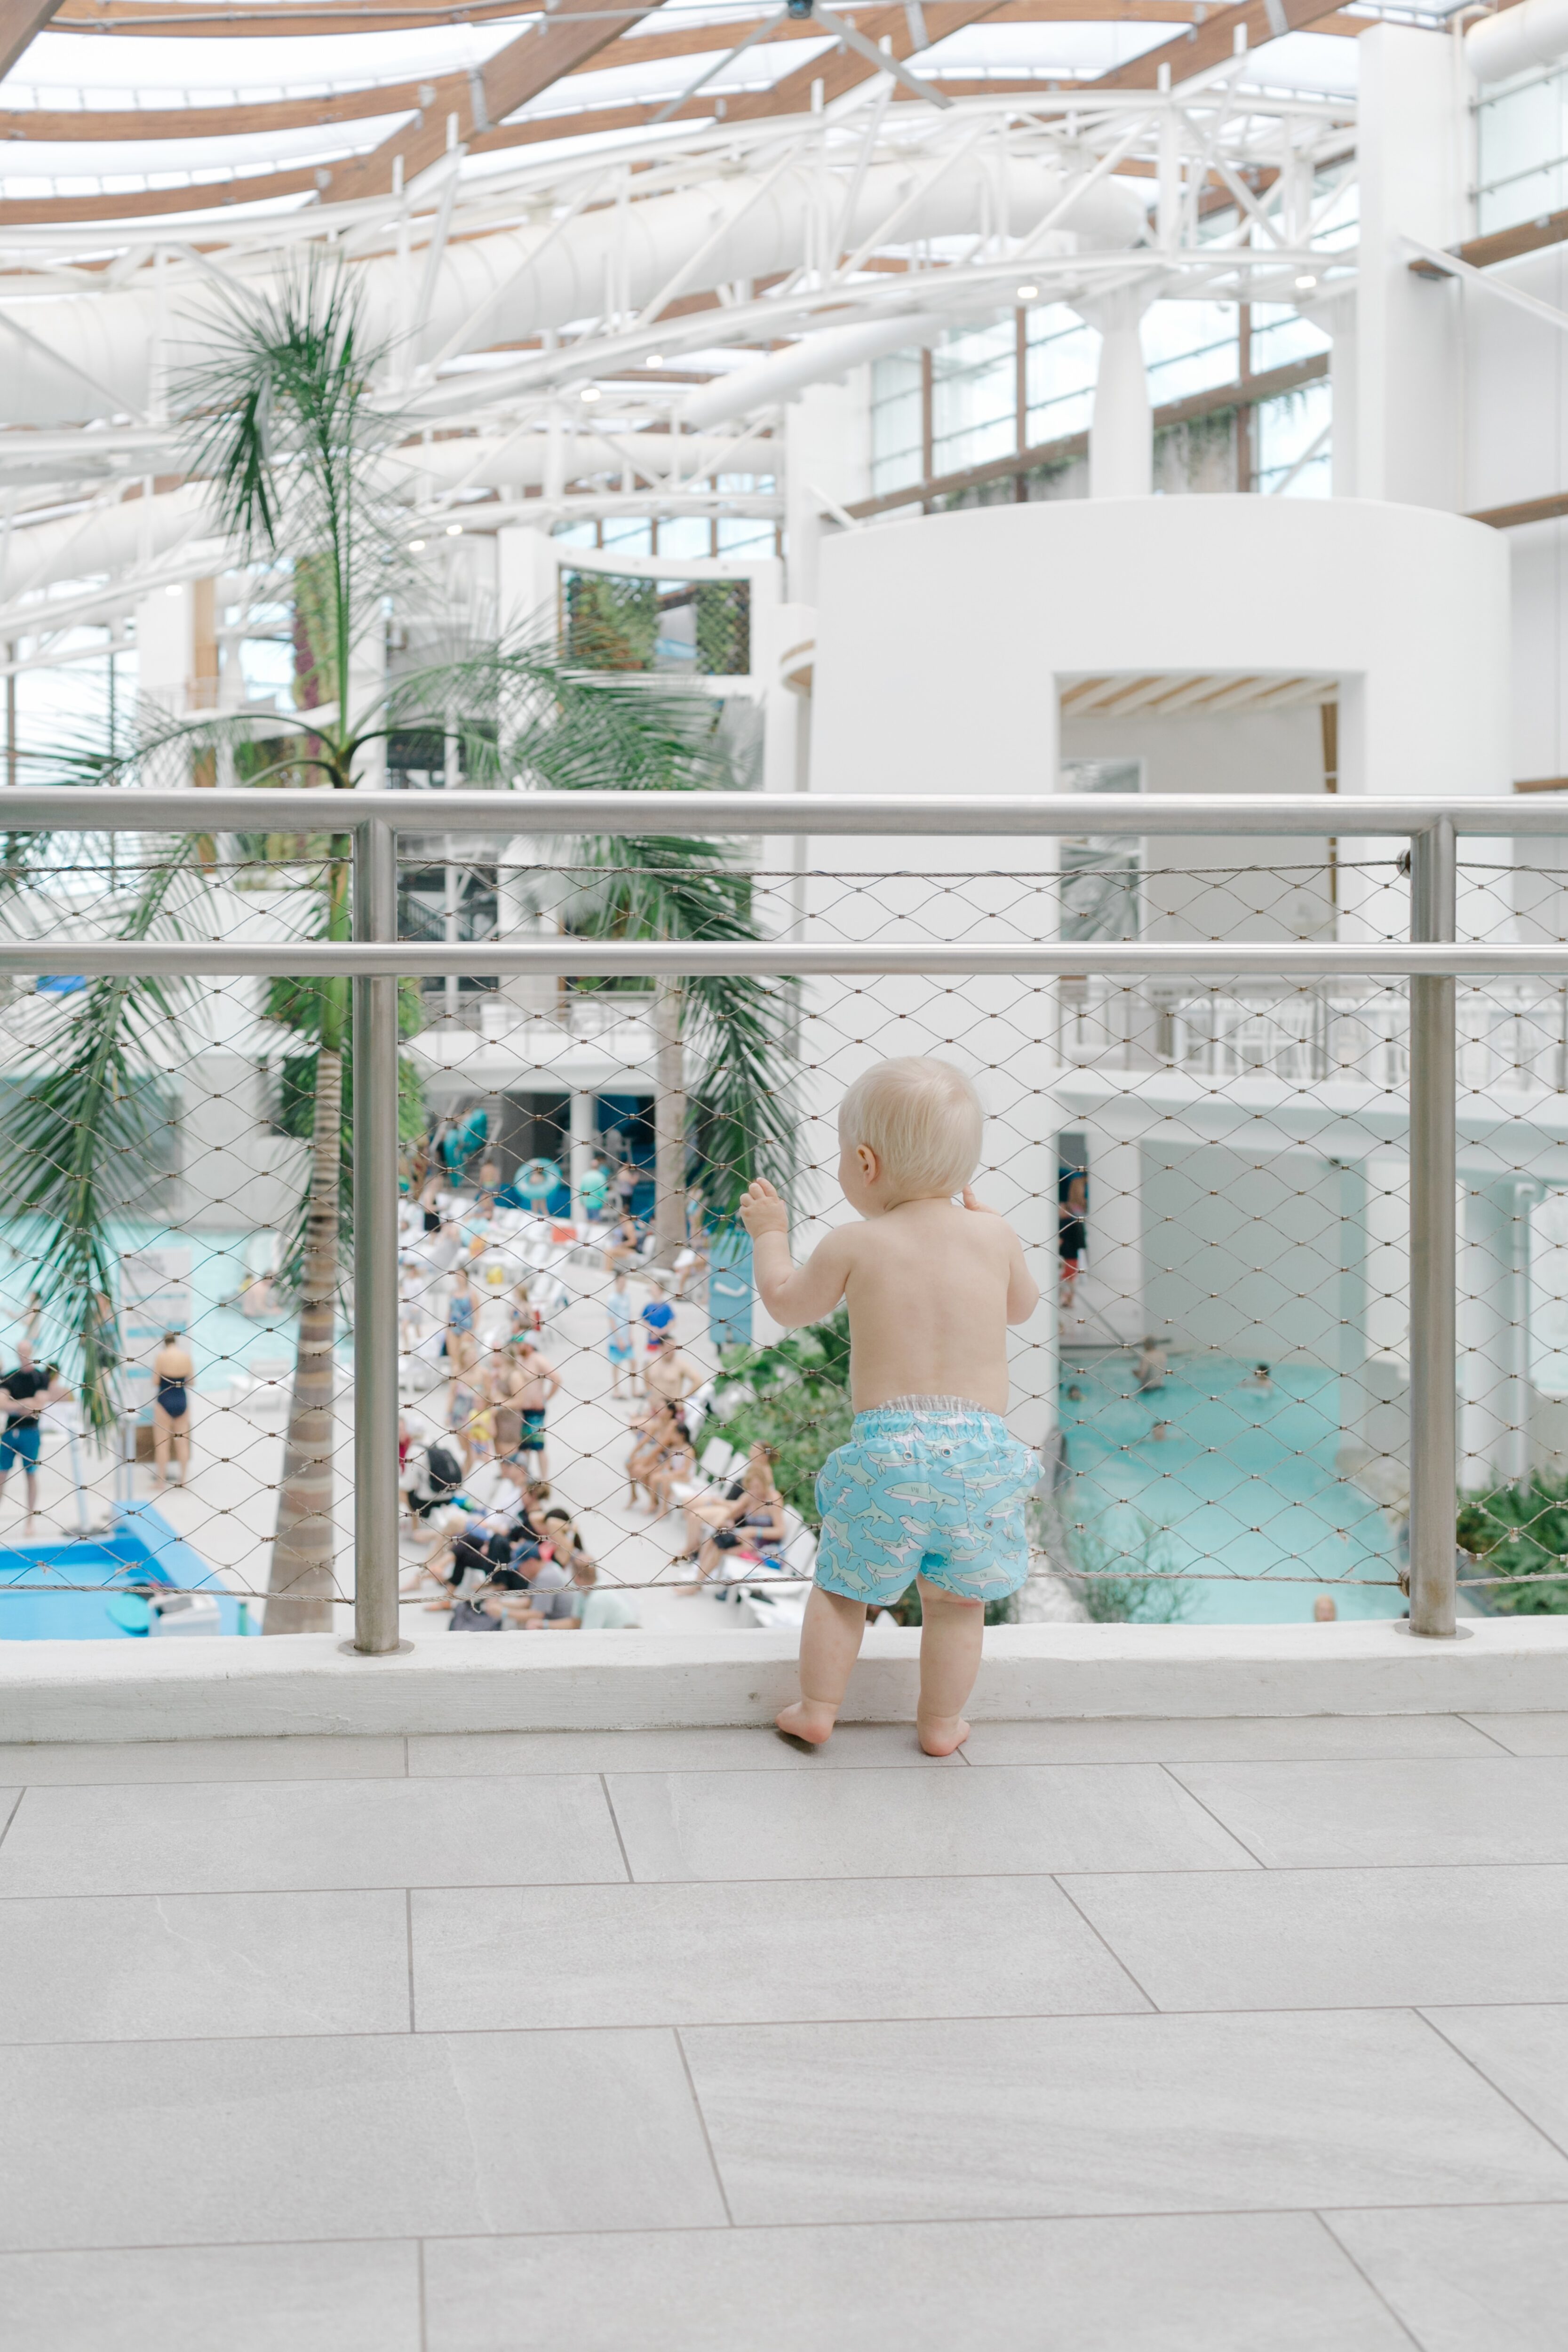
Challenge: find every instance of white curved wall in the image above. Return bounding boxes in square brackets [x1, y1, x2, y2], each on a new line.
[810, 496, 1511, 800]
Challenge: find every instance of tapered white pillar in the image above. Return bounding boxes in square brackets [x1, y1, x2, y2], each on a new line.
[1074, 290, 1153, 501]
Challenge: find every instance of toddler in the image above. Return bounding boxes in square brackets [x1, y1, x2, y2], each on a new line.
[739, 1057, 1039, 1756]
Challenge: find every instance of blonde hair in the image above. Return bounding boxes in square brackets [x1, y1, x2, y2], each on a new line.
[838, 1057, 983, 1198]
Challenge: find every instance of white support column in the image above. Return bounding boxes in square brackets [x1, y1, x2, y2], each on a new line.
[134, 581, 192, 717]
[1461, 1176, 1534, 1488]
[1075, 291, 1153, 501]
[784, 373, 870, 607]
[1084, 1131, 1145, 1343]
[497, 524, 557, 639]
[570, 1086, 596, 1225]
[1355, 25, 1465, 509]
[495, 834, 561, 1021]
[348, 617, 386, 791]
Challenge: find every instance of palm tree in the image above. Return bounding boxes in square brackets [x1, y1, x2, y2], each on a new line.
[0, 256, 796, 1630]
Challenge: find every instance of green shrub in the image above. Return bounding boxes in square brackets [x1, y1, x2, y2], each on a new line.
[713, 1308, 852, 1528]
[1457, 1472, 1568, 1613]
[1030, 1495, 1194, 1624]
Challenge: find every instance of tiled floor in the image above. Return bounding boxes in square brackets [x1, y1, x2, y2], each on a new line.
[1, 1713, 1568, 2348]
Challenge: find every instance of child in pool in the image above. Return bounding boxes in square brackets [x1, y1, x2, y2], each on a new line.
[739, 1057, 1039, 1756]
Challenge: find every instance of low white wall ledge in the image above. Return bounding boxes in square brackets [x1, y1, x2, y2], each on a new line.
[1, 1619, 1566, 1743]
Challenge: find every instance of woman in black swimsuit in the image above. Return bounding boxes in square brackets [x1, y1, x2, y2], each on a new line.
[152, 1328, 194, 1489]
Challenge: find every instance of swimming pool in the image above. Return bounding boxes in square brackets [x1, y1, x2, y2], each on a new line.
[0, 1220, 304, 1396]
[1059, 1356, 1407, 1625]
[0, 1501, 251, 1639]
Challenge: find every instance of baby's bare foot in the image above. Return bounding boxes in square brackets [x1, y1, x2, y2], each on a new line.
[776, 1700, 835, 1747]
[917, 1713, 970, 1757]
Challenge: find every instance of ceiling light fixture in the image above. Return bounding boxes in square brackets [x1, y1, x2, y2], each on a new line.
[446, 523, 462, 536]
[409, 539, 425, 552]
[581, 385, 601, 401]
[646, 354, 664, 367]
[1017, 284, 1039, 302]
[1295, 274, 1317, 290]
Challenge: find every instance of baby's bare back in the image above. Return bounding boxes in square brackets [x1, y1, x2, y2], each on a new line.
[842, 1198, 1017, 1413]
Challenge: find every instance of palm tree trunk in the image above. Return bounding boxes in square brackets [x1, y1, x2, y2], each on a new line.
[652, 975, 686, 1263]
[264, 1043, 343, 1633]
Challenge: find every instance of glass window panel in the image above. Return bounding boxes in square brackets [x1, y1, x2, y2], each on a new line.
[871, 350, 924, 496]
[716, 515, 774, 556]
[1254, 379, 1332, 498]
[931, 313, 1017, 476]
[600, 517, 653, 556]
[1249, 302, 1332, 378]
[656, 516, 712, 561]
[1025, 303, 1098, 446]
[1476, 67, 1568, 236]
[1059, 759, 1142, 942]
[1144, 300, 1238, 407]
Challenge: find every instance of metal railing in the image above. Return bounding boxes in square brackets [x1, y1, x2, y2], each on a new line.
[5, 787, 1568, 1654]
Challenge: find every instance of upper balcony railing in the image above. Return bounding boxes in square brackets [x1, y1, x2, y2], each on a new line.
[4, 790, 1568, 1663]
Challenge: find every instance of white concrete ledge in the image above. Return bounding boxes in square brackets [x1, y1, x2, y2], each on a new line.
[3, 1618, 1568, 1742]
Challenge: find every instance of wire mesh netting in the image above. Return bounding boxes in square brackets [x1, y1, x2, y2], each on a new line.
[1, 824, 1567, 1638]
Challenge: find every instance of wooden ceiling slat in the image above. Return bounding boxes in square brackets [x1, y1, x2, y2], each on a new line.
[324, 0, 657, 202]
[1088, 0, 1356, 90]
[0, 0, 64, 76]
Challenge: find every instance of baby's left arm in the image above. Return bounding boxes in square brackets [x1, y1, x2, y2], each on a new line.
[962, 1189, 1042, 1325]
[739, 1180, 855, 1328]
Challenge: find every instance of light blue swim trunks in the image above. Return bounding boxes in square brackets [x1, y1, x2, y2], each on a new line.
[814, 1396, 1036, 1606]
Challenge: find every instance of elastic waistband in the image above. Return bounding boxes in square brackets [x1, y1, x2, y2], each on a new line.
[853, 1394, 1005, 1435]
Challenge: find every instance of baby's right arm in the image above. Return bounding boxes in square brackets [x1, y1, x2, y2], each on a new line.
[738, 1180, 856, 1329]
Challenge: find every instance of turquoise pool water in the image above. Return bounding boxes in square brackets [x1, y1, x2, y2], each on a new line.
[0, 1502, 251, 1639]
[1059, 1356, 1406, 1626]
[0, 1222, 302, 1393]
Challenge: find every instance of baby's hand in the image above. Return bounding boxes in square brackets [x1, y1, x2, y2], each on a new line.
[739, 1179, 788, 1240]
[961, 1187, 1001, 1216]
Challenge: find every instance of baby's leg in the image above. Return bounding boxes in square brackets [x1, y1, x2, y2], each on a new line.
[915, 1578, 986, 1756]
[777, 1585, 867, 1745]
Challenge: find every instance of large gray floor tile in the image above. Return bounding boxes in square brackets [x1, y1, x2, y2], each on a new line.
[606, 1763, 1256, 1882]
[409, 1724, 963, 1776]
[1061, 1866, 1568, 2011]
[1464, 1714, 1568, 1756]
[1327, 2205, 1568, 2352]
[0, 2240, 422, 2352]
[0, 1738, 407, 1785]
[1424, 2006, 1568, 2154]
[0, 1891, 411, 2042]
[965, 1716, 1500, 1764]
[0, 2028, 722, 2250]
[422, 2213, 1412, 2352]
[412, 1875, 1148, 2030]
[1166, 1757, 1568, 1867]
[0, 1775, 624, 1896]
[680, 2010, 1568, 2224]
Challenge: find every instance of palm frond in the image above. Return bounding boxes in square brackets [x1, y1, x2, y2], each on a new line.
[175, 254, 408, 734]
[391, 636, 799, 1212]
[0, 840, 203, 1436]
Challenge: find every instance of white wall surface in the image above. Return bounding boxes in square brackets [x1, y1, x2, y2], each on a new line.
[1355, 25, 1467, 509]
[1144, 1143, 1347, 1365]
[1063, 707, 1336, 942]
[811, 496, 1511, 801]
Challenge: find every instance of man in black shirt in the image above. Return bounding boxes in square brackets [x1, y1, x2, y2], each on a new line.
[0, 1341, 70, 1530]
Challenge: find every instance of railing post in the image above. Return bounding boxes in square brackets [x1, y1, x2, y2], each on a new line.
[351, 817, 403, 1656]
[1408, 817, 1458, 1637]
